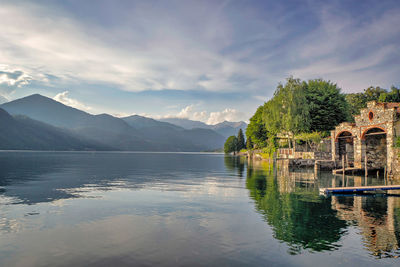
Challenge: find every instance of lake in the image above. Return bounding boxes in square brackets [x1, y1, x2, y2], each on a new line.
[0, 152, 399, 266]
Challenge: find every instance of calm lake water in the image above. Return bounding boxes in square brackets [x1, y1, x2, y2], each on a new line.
[0, 152, 399, 266]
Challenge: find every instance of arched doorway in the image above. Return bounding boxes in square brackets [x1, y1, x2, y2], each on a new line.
[336, 131, 354, 167]
[361, 127, 387, 170]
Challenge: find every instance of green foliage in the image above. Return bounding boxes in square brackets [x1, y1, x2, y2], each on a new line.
[396, 136, 400, 148]
[224, 135, 237, 154]
[379, 86, 400, 103]
[247, 77, 349, 149]
[247, 77, 399, 150]
[244, 164, 348, 254]
[246, 105, 268, 148]
[295, 132, 322, 144]
[305, 79, 350, 132]
[246, 136, 253, 150]
[237, 128, 245, 150]
[345, 86, 387, 116]
[295, 132, 324, 151]
[263, 77, 310, 135]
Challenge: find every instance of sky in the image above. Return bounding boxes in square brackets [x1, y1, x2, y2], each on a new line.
[0, 0, 399, 124]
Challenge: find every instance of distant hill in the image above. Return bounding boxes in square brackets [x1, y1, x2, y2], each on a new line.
[0, 108, 108, 150]
[159, 118, 209, 129]
[1, 95, 226, 151]
[122, 115, 225, 151]
[159, 118, 247, 138]
[211, 121, 248, 138]
[123, 115, 182, 130]
[1, 94, 156, 151]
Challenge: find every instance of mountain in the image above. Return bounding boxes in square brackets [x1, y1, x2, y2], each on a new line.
[159, 118, 209, 129]
[210, 121, 248, 138]
[123, 115, 225, 151]
[1, 94, 157, 151]
[1, 94, 226, 151]
[123, 115, 182, 130]
[159, 118, 247, 138]
[0, 108, 108, 150]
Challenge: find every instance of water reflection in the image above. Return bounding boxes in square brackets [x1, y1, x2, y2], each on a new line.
[227, 157, 400, 257]
[245, 160, 347, 254]
[0, 152, 226, 205]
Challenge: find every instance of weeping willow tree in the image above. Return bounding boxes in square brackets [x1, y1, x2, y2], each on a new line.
[262, 77, 310, 148]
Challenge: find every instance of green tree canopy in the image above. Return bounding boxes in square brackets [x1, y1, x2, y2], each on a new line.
[345, 86, 387, 116]
[246, 105, 268, 148]
[305, 79, 350, 132]
[246, 136, 253, 150]
[224, 135, 238, 154]
[237, 129, 245, 150]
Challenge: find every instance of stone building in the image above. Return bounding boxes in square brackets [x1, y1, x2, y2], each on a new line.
[331, 101, 400, 173]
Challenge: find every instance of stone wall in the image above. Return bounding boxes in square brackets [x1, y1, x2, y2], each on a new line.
[391, 148, 400, 180]
[331, 101, 400, 172]
[365, 134, 387, 169]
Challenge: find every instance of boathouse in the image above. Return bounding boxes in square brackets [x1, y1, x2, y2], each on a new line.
[331, 101, 400, 173]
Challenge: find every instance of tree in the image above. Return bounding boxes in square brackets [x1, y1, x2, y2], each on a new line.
[263, 77, 310, 135]
[246, 136, 253, 150]
[237, 129, 245, 150]
[379, 86, 400, 102]
[346, 86, 387, 116]
[305, 79, 350, 132]
[246, 105, 268, 148]
[224, 136, 238, 154]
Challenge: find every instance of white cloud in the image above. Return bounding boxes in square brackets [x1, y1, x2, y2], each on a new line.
[0, 2, 268, 94]
[53, 91, 92, 112]
[207, 108, 242, 125]
[159, 105, 243, 124]
[0, 66, 31, 88]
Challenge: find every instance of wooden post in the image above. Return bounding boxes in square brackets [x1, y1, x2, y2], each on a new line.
[342, 156, 345, 175]
[364, 153, 368, 177]
[384, 166, 387, 185]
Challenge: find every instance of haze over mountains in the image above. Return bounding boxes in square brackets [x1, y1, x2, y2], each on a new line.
[160, 118, 247, 138]
[1, 94, 247, 151]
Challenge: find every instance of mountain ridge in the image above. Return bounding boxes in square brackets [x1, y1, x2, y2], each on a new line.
[1, 94, 228, 151]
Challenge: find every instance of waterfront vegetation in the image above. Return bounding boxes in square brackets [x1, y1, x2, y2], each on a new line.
[225, 77, 400, 153]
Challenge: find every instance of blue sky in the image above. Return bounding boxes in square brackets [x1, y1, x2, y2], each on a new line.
[0, 0, 399, 123]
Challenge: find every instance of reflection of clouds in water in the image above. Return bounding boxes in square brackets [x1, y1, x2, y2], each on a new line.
[0, 217, 22, 234]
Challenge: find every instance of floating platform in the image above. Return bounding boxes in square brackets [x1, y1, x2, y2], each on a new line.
[320, 185, 400, 195]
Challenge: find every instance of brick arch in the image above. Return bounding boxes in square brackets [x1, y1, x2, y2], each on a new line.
[335, 130, 355, 142]
[361, 126, 387, 140]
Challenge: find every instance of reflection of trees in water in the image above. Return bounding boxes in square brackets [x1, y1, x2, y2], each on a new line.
[245, 162, 348, 255]
[225, 158, 400, 257]
[224, 156, 245, 178]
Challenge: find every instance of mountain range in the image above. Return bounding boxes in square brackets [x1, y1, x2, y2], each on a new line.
[1, 94, 247, 151]
[159, 118, 247, 137]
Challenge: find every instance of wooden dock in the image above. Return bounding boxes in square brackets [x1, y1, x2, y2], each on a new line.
[320, 185, 400, 195]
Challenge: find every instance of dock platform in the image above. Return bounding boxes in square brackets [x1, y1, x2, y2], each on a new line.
[320, 185, 400, 195]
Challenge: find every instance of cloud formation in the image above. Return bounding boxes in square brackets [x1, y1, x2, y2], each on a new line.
[53, 91, 92, 112]
[160, 105, 244, 125]
[0, 0, 399, 120]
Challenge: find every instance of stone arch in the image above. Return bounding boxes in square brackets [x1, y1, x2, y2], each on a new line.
[335, 130, 354, 142]
[361, 127, 387, 170]
[336, 130, 355, 164]
[361, 126, 386, 140]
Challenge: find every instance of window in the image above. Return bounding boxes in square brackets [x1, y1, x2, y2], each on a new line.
[368, 111, 374, 121]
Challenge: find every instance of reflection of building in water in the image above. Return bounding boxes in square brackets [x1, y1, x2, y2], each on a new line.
[332, 196, 400, 257]
[275, 160, 318, 193]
